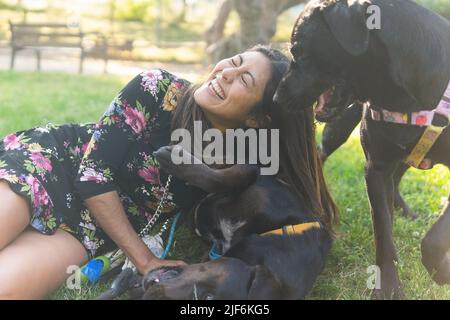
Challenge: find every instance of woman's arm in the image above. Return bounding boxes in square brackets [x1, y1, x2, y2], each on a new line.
[84, 191, 185, 274]
[75, 70, 188, 274]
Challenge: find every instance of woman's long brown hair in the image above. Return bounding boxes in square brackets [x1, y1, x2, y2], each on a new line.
[171, 84, 209, 134]
[171, 45, 339, 235]
[273, 105, 339, 235]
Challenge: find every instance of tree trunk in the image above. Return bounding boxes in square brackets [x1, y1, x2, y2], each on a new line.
[234, 0, 265, 50]
[204, 0, 233, 47]
[173, 0, 188, 24]
[205, 0, 305, 63]
[204, 0, 236, 64]
[108, 0, 116, 37]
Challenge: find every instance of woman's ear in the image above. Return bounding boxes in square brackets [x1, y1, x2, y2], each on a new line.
[245, 115, 272, 128]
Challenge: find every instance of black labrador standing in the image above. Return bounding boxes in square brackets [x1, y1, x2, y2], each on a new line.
[274, 0, 450, 298]
[135, 145, 333, 300]
[319, 102, 417, 219]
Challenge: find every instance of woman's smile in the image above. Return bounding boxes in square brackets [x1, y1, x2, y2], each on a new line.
[208, 77, 226, 100]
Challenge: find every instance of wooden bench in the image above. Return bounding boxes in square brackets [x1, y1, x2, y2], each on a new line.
[9, 22, 108, 73]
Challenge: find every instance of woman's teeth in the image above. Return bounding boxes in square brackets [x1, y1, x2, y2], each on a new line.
[209, 78, 225, 100]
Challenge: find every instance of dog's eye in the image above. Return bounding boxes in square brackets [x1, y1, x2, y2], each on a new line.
[203, 293, 214, 300]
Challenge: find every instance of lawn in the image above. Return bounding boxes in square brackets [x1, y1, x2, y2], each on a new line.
[1, 70, 449, 300]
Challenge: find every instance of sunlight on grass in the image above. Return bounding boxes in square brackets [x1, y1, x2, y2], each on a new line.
[0, 71, 128, 136]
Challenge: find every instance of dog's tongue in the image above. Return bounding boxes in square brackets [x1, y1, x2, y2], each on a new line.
[315, 89, 332, 115]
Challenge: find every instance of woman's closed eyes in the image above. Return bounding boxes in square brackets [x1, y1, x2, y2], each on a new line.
[231, 55, 255, 89]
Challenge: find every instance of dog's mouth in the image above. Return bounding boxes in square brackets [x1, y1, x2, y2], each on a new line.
[143, 267, 181, 290]
[315, 86, 336, 116]
[314, 83, 351, 122]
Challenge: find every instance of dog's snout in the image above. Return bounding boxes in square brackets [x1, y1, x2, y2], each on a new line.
[143, 267, 181, 290]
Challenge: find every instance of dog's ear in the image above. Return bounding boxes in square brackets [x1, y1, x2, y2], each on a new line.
[322, 0, 370, 56]
[248, 265, 283, 300]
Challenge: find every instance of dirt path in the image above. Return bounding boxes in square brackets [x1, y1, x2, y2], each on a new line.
[0, 47, 208, 82]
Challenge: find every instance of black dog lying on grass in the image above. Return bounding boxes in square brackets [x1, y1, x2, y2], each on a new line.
[275, 0, 450, 298]
[135, 145, 334, 300]
[319, 102, 417, 219]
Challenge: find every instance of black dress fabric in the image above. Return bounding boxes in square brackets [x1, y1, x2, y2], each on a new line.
[0, 69, 206, 258]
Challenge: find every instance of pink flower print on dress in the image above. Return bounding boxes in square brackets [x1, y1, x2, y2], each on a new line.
[123, 105, 146, 135]
[82, 142, 91, 154]
[138, 165, 160, 184]
[172, 80, 184, 90]
[0, 169, 8, 179]
[30, 152, 53, 172]
[26, 175, 50, 208]
[140, 70, 163, 97]
[3, 134, 21, 151]
[79, 168, 108, 183]
[72, 146, 81, 156]
[83, 236, 97, 251]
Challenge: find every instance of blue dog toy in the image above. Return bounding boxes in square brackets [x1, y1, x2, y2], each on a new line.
[209, 241, 222, 260]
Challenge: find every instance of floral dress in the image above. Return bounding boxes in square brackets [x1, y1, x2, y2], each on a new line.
[0, 69, 206, 258]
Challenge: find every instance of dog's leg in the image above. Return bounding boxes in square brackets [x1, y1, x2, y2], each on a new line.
[365, 161, 403, 299]
[154, 145, 258, 194]
[393, 163, 417, 220]
[421, 197, 450, 285]
[320, 102, 363, 162]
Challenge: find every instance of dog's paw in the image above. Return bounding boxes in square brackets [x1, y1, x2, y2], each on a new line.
[153, 145, 209, 185]
[396, 203, 418, 220]
[153, 145, 188, 177]
[371, 287, 405, 300]
[153, 145, 175, 166]
[402, 208, 418, 220]
[371, 267, 404, 300]
[371, 277, 405, 300]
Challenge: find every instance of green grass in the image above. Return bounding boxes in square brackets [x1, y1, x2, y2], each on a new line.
[0, 71, 127, 135]
[310, 126, 450, 300]
[1, 71, 449, 300]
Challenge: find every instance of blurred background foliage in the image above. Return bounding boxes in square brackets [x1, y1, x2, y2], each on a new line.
[0, 0, 448, 63]
[417, 0, 450, 19]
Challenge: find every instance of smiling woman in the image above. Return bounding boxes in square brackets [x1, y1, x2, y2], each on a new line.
[193, 51, 272, 131]
[0, 45, 302, 299]
[0, 43, 340, 300]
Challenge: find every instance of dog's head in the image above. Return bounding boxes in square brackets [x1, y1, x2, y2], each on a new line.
[141, 258, 283, 300]
[275, 0, 450, 117]
[274, 0, 371, 120]
[191, 193, 249, 256]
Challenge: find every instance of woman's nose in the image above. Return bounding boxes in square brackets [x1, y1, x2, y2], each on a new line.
[221, 67, 239, 83]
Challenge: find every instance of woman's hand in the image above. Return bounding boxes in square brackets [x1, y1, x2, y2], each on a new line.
[84, 191, 187, 275]
[84, 191, 166, 273]
[139, 257, 187, 275]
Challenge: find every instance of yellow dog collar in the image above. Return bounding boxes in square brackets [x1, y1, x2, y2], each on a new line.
[405, 125, 445, 169]
[262, 222, 321, 236]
